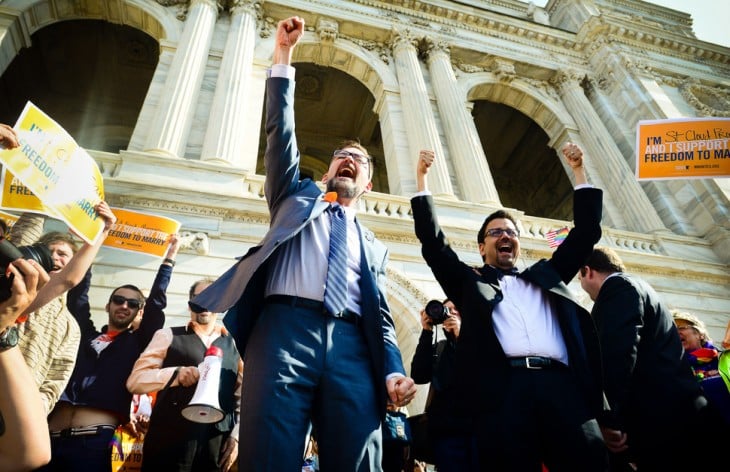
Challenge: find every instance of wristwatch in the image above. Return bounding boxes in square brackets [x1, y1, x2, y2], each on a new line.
[0, 325, 19, 351]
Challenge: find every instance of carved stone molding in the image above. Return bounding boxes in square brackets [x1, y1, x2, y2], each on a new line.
[389, 27, 420, 54]
[179, 231, 210, 255]
[453, 62, 487, 74]
[679, 81, 730, 117]
[489, 57, 516, 83]
[229, 0, 260, 17]
[549, 69, 584, 92]
[422, 37, 450, 62]
[522, 77, 560, 100]
[156, 0, 189, 20]
[343, 36, 391, 64]
[316, 17, 338, 43]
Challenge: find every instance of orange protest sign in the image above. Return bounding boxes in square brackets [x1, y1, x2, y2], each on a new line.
[104, 208, 180, 257]
[636, 118, 730, 180]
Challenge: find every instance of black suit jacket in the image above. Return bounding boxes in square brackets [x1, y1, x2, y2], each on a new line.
[591, 273, 702, 433]
[411, 188, 604, 421]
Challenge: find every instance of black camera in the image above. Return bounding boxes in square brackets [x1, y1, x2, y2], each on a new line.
[0, 239, 55, 303]
[425, 299, 449, 325]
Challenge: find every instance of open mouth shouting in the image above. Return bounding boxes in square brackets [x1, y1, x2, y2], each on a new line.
[335, 160, 357, 180]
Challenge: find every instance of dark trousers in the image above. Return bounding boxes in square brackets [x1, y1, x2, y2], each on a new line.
[142, 423, 225, 471]
[478, 367, 608, 472]
[38, 429, 116, 472]
[237, 304, 381, 471]
[433, 435, 480, 472]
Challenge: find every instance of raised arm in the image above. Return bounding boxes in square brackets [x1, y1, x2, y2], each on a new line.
[135, 234, 180, 347]
[272, 16, 304, 66]
[24, 201, 116, 314]
[562, 142, 587, 186]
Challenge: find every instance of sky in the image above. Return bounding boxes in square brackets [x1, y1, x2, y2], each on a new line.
[528, 0, 730, 48]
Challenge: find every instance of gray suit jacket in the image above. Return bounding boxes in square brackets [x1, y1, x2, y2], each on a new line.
[193, 77, 404, 416]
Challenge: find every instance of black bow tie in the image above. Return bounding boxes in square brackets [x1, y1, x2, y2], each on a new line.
[490, 266, 520, 279]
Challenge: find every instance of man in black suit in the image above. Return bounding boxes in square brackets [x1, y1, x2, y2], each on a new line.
[579, 246, 728, 471]
[411, 147, 608, 471]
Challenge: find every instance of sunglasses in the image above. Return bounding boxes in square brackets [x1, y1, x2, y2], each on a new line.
[110, 295, 142, 309]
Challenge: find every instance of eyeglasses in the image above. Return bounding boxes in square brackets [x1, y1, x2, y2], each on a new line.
[110, 295, 142, 309]
[333, 149, 371, 167]
[485, 228, 520, 238]
[676, 326, 695, 331]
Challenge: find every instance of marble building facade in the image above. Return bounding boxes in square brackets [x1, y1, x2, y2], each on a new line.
[0, 0, 728, 412]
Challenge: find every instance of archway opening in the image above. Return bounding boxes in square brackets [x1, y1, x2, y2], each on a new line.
[472, 100, 573, 220]
[256, 63, 388, 194]
[0, 19, 158, 153]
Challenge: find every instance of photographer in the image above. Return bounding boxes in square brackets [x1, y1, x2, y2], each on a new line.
[0, 258, 52, 470]
[410, 299, 477, 471]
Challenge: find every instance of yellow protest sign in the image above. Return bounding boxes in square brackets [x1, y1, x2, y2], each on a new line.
[104, 208, 180, 257]
[636, 118, 730, 180]
[0, 210, 19, 233]
[0, 168, 52, 215]
[0, 101, 105, 243]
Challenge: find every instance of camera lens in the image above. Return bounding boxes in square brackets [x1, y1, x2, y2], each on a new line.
[17, 243, 55, 273]
[425, 299, 448, 325]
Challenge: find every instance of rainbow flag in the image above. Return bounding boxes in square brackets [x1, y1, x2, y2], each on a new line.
[546, 227, 569, 248]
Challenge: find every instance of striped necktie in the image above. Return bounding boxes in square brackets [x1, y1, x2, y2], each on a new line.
[324, 203, 348, 316]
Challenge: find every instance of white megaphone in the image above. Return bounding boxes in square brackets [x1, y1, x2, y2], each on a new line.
[181, 345, 225, 423]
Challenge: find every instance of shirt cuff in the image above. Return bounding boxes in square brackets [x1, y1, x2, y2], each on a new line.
[575, 183, 594, 190]
[385, 372, 404, 381]
[413, 190, 431, 197]
[268, 64, 295, 80]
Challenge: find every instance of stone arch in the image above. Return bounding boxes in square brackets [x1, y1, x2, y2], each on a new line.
[292, 33, 399, 98]
[0, 0, 179, 76]
[255, 32, 403, 194]
[462, 72, 575, 145]
[460, 73, 579, 220]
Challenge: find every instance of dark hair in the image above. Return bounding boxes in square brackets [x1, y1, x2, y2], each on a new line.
[37, 231, 80, 254]
[582, 247, 626, 275]
[110, 284, 145, 305]
[477, 210, 518, 246]
[189, 278, 215, 300]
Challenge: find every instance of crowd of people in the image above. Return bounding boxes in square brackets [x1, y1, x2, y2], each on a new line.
[0, 14, 729, 472]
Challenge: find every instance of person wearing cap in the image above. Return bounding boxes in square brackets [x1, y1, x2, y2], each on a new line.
[127, 278, 242, 472]
[673, 310, 730, 423]
[673, 311, 720, 379]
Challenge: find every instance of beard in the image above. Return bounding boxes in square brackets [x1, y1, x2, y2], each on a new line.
[326, 177, 359, 199]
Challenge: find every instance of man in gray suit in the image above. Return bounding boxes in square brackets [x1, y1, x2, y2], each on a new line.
[192, 16, 416, 471]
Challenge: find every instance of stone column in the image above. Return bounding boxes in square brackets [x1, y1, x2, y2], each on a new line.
[201, 0, 259, 168]
[552, 69, 665, 233]
[390, 29, 453, 198]
[424, 38, 500, 205]
[143, 0, 218, 158]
